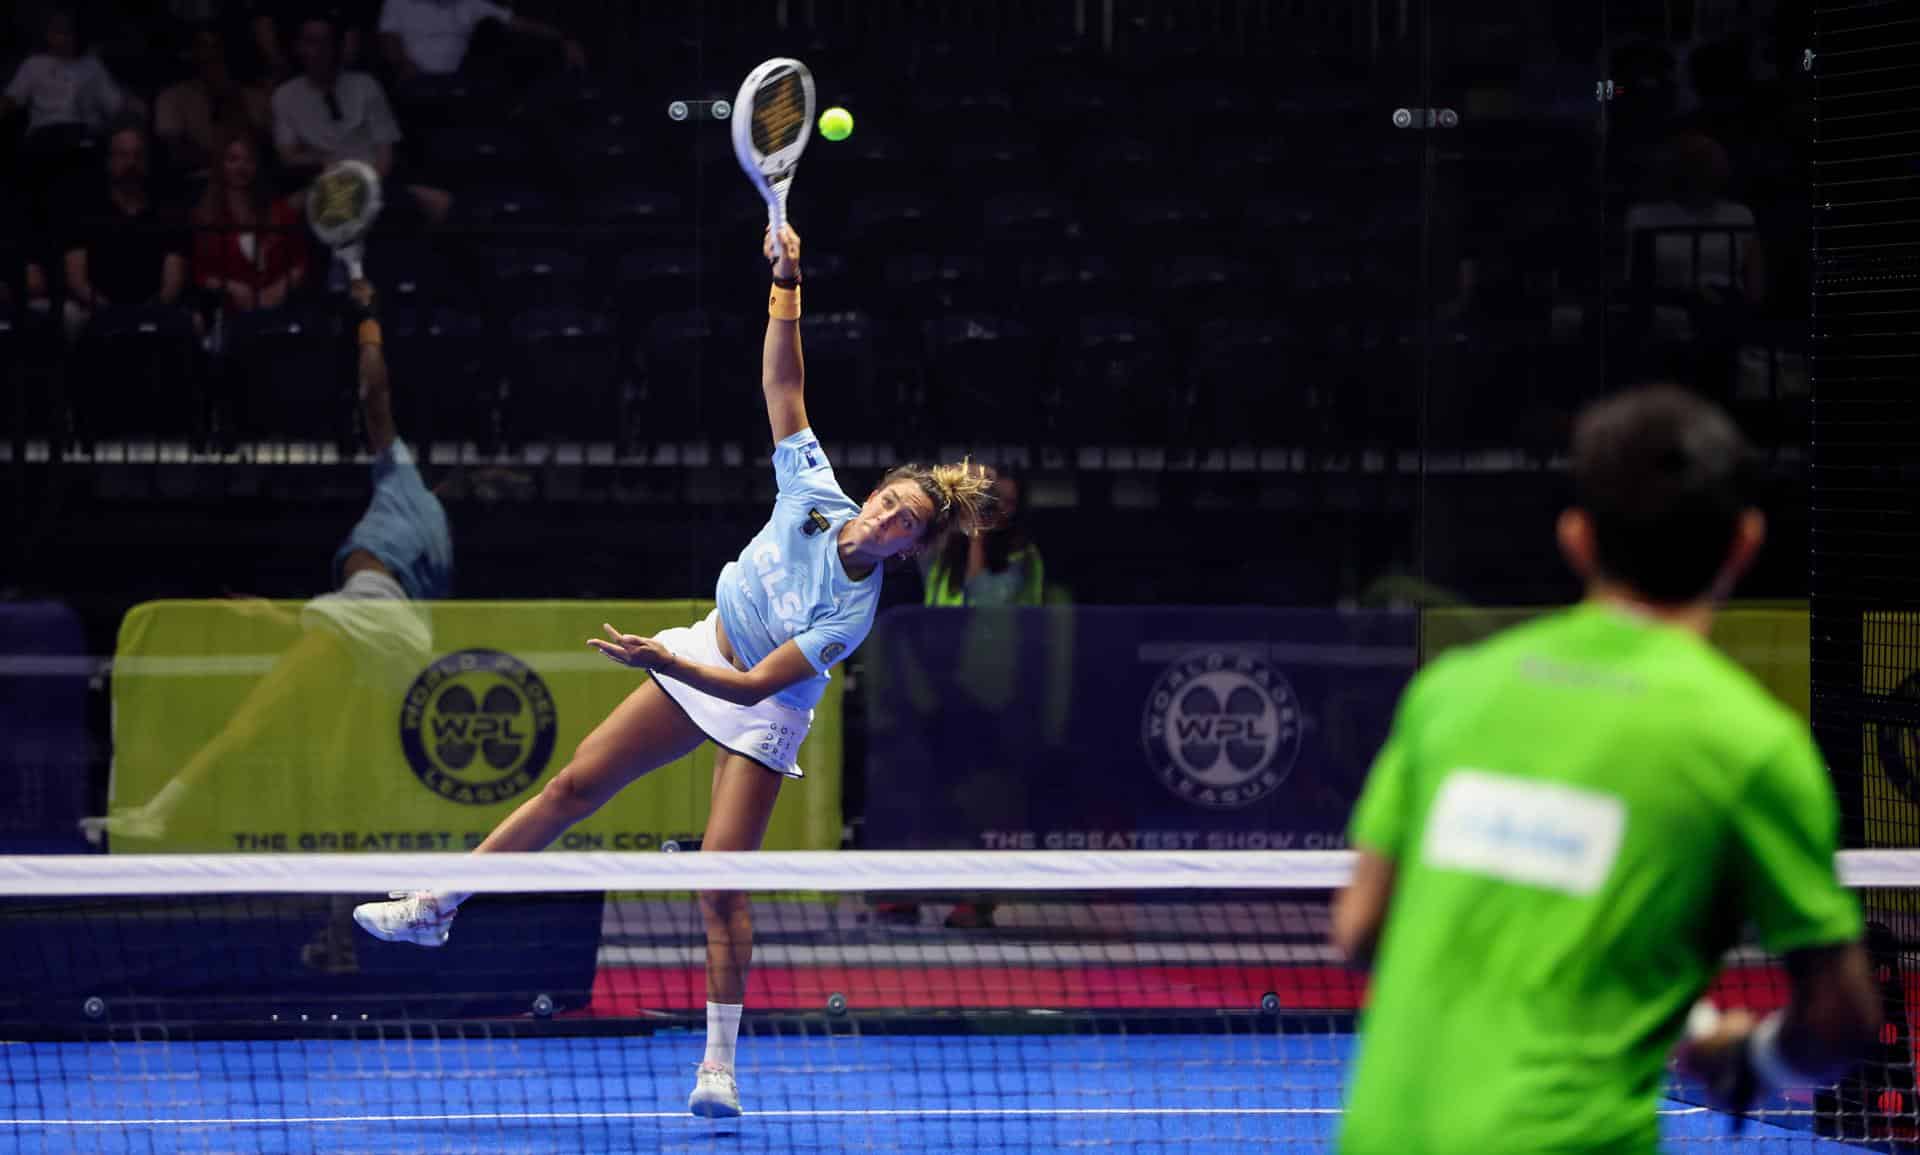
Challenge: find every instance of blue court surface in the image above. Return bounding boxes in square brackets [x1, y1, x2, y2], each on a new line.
[0, 1033, 1874, 1153]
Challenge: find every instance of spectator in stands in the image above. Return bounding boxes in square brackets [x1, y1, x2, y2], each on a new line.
[155, 24, 273, 184]
[219, 1, 378, 88]
[0, 8, 131, 140]
[271, 10, 451, 226]
[61, 121, 188, 339]
[1625, 132, 1764, 343]
[192, 127, 309, 314]
[4, 7, 141, 245]
[377, 0, 585, 82]
[1626, 132, 1761, 302]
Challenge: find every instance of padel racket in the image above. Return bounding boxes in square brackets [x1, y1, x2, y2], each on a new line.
[731, 58, 814, 239]
[306, 159, 384, 280]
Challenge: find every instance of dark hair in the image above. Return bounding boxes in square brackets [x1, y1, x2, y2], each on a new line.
[1659, 131, 1731, 206]
[106, 115, 152, 155]
[193, 126, 272, 226]
[1571, 385, 1755, 603]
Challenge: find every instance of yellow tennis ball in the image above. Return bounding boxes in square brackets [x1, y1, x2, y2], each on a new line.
[818, 106, 853, 141]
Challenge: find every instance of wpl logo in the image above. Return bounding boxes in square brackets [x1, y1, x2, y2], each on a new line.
[400, 649, 557, 805]
[1141, 650, 1302, 810]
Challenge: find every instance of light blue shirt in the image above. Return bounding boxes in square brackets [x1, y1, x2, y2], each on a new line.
[715, 428, 881, 711]
[333, 440, 454, 600]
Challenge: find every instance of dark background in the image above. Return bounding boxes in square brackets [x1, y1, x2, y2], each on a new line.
[2, 0, 1811, 617]
[0, 0, 1818, 845]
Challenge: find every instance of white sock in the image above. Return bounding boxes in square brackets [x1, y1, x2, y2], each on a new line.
[703, 1002, 743, 1071]
[427, 891, 468, 912]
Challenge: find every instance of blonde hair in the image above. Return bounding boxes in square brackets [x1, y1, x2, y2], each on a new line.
[880, 458, 1003, 542]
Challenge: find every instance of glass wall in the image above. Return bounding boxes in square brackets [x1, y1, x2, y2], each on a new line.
[0, 0, 1810, 853]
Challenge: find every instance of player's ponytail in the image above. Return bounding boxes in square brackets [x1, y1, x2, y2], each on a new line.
[880, 459, 1003, 542]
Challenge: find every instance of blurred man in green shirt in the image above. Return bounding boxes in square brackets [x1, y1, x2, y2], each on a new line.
[1335, 386, 1879, 1154]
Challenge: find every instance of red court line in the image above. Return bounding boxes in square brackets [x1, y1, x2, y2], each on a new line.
[587, 965, 1367, 1015]
[587, 963, 1920, 1080]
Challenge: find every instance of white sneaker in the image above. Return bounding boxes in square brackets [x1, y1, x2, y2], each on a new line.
[352, 891, 454, 947]
[77, 806, 166, 844]
[688, 1062, 742, 1118]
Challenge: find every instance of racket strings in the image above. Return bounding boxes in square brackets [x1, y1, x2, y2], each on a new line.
[312, 170, 370, 232]
[750, 73, 807, 155]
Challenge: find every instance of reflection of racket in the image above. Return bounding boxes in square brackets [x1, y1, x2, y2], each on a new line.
[731, 58, 814, 238]
[306, 159, 384, 280]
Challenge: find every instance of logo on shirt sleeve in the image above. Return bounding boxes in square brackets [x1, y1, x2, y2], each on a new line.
[820, 642, 846, 663]
[803, 508, 832, 536]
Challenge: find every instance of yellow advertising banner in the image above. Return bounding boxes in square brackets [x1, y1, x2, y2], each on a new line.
[107, 600, 842, 853]
[1421, 603, 1809, 720]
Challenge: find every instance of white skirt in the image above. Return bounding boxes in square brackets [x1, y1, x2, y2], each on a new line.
[299, 568, 433, 695]
[651, 610, 811, 779]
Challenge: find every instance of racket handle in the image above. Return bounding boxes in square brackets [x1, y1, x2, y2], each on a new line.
[767, 181, 791, 242]
[339, 241, 366, 283]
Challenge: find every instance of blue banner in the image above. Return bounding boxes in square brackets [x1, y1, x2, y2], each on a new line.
[0, 601, 94, 853]
[860, 607, 1418, 851]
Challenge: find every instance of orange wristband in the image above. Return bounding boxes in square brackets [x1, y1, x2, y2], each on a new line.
[768, 284, 801, 321]
[357, 319, 382, 347]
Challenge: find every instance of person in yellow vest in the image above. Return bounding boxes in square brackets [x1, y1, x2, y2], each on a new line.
[921, 467, 1043, 609]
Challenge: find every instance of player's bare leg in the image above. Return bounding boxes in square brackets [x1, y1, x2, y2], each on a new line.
[689, 754, 784, 1118]
[354, 680, 706, 945]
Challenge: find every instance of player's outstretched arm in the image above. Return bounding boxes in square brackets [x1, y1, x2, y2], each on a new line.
[589, 625, 817, 707]
[351, 279, 397, 455]
[761, 223, 809, 444]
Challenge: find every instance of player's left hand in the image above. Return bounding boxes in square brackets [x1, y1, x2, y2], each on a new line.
[589, 623, 674, 671]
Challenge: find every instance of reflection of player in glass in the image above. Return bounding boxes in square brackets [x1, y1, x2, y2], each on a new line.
[1333, 387, 1878, 1154]
[354, 224, 998, 1120]
[84, 277, 451, 842]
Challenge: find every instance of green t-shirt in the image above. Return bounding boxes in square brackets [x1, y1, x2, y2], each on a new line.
[1339, 604, 1861, 1155]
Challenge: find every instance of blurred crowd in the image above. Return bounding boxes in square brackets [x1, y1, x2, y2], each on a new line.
[0, 2, 1807, 456]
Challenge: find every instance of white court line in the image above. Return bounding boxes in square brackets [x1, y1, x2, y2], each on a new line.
[0, 1106, 1814, 1127]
